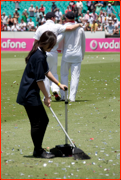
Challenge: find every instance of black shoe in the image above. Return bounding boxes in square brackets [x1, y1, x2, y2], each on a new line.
[53, 91, 61, 101]
[41, 150, 55, 158]
[33, 149, 55, 159]
[60, 98, 65, 101]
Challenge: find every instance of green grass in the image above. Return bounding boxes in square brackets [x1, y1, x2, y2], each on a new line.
[1, 52, 120, 179]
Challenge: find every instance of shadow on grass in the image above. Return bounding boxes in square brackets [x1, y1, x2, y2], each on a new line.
[23, 155, 72, 159]
[75, 100, 91, 102]
[23, 155, 35, 158]
[52, 100, 91, 103]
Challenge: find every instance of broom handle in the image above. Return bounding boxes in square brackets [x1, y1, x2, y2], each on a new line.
[65, 88, 68, 144]
[49, 107, 75, 147]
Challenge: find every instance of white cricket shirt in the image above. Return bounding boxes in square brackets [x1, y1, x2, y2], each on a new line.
[33, 20, 66, 52]
[59, 22, 85, 63]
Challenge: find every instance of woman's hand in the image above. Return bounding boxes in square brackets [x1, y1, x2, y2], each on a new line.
[59, 84, 68, 91]
[44, 97, 51, 107]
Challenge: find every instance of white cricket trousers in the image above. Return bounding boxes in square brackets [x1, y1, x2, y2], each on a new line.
[60, 61, 81, 101]
[44, 51, 60, 97]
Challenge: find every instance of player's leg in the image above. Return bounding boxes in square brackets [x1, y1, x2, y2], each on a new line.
[69, 62, 81, 101]
[60, 60, 71, 100]
[43, 53, 52, 98]
[50, 52, 60, 98]
[44, 52, 60, 100]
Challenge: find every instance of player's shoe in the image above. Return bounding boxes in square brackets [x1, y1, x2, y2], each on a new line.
[53, 91, 61, 101]
[69, 99, 75, 102]
[60, 98, 65, 101]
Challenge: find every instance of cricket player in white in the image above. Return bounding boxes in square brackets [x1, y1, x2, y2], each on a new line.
[33, 12, 82, 101]
[59, 11, 86, 101]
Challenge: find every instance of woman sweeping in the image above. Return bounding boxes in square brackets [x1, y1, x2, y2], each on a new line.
[16, 31, 67, 158]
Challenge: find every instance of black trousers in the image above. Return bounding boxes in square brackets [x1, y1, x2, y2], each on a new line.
[24, 104, 49, 152]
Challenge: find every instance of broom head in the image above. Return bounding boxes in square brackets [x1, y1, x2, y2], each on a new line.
[72, 146, 91, 160]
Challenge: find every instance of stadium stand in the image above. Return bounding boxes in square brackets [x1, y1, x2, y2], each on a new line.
[1, 1, 119, 23]
[1, 1, 120, 36]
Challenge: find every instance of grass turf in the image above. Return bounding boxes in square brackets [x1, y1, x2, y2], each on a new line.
[1, 52, 120, 179]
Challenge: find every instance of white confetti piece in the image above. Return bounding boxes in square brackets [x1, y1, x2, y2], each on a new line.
[95, 152, 98, 156]
[43, 163, 47, 167]
[62, 168, 66, 171]
[83, 161, 86, 164]
[116, 153, 120, 159]
[20, 173, 24, 176]
[48, 160, 53, 163]
[100, 150, 104, 152]
[92, 162, 96, 165]
[66, 165, 70, 168]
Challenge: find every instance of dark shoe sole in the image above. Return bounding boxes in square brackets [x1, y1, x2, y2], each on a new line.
[33, 150, 55, 159]
[60, 98, 65, 101]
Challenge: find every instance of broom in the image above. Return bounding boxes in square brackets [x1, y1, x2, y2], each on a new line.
[49, 107, 91, 160]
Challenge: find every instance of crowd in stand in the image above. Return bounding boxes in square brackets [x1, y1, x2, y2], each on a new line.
[1, 1, 120, 36]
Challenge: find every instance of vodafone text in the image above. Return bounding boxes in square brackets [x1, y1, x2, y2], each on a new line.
[90, 40, 120, 50]
[1, 39, 26, 49]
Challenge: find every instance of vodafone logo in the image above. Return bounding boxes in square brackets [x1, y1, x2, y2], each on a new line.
[1, 39, 26, 49]
[90, 40, 98, 50]
[90, 40, 120, 50]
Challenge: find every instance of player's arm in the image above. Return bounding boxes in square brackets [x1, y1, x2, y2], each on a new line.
[57, 33, 64, 44]
[33, 27, 41, 44]
[81, 29, 86, 60]
[35, 33, 64, 45]
[65, 23, 82, 31]
[46, 71, 68, 91]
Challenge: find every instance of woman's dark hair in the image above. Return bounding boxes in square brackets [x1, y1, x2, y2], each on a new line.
[25, 30, 57, 64]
